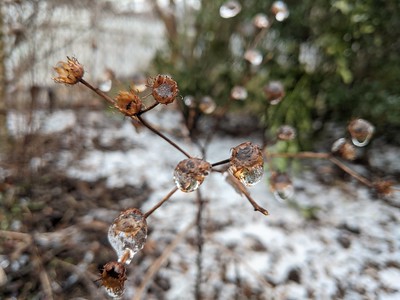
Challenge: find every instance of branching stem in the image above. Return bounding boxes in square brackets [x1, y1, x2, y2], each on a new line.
[144, 186, 178, 219]
[79, 79, 116, 106]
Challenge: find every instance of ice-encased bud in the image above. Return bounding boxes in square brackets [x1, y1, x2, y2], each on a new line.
[173, 158, 212, 192]
[253, 13, 270, 29]
[347, 118, 374, 147]
[108, 208, 147, 265]
[331, 138, 357, 160]
[231, 86, 248, 100]
[277, 125, 296, 141]
[219, 0, 242, 19]
[199, 96, 216, 114]
[244, 49, 263, 66]
[229, 142, 264, 186]
[269, 172, 294, 201]
[264, 81, 285, 105]
[271, 1, 289, 22]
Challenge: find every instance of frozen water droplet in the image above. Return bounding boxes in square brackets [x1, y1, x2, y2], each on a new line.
[219, 0, 242, 19]
[263, 81, 285, 104]
[271, 1, 289, 22]
[229, 142, 264, 186]
[199, 96, 216, 114]
[99, 79, 112, 92]
[231, 86, 248, 100]
[108, 208, 147, 265]
[244, 49, 263, 66]
[277, 125, 296, 141]
[269, 172, 294, 201]
[174, 158, 212, 192]
[347, 118, 374, 147]
[184, 95, 196, 108]
[253, 13, 270, 29]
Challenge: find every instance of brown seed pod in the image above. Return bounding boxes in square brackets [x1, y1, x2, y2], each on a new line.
[147, 74, 179, 105]
[373, 180, 394, 198]
[173, 158, 212, 192]
[100, 261, 127, 298]
[331, 138, 357, 160]
[115, 90, 142, 116]
[229, 142, 264, 186]
[53, 56, 84, 85]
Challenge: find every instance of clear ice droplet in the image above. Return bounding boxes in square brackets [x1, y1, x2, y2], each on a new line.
[108, 208, 147, 265]
[219, 0, 242, 19]
[244, 49, 263, 66]
[232, 165, 264, 186]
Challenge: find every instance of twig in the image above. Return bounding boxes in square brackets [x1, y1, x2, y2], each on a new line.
[226, 173, 269, 216]
[137, 102, 159, 115]
[132, 221, 195, 300]
[329, 156, 373, 187]
[137, 115, 192, 158]
[211, 158, 230, 167]
[195, 190, 204, 300]
[144, 187, 179, 219]
[268, 151, 331, 159]
[79, 79, 116, 106]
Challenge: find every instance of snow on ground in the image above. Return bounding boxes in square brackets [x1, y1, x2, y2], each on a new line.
[7, 107, 400, 299]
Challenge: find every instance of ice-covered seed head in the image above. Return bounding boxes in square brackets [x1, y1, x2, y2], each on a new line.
[331, 138, 357, 160]
[173, 158, 212, 192]
[277, 125, 296, 141]
[108, 208, 147, 265]
[263, 81, 285, 105]
[269, 172, 294, 201]
[148, 74, 179, 105]
[229, 142, 264, 186]
[347, 118, 374, 147]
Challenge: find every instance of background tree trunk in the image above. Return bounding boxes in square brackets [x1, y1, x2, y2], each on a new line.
[0, 5, 7, 148]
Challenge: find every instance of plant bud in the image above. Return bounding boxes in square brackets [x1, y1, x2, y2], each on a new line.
[277, 125, 296, 141]
[269, 172, 294, 201]
[148, 75, 179, 105]
[115, 90, 142, 116]
[263, 81, 285, 105]
[230, 86, 248, 100]
[347, 118, 374, 147]
[53, 56, 84, 85]
[199, 96, 216, 114]
[331, 138, 357, 160]
[229, 142, 264, 186]
[271, 1, 289, 22]
[100, 261, 127, 299]
[173, 158, 212, 192]
[108, 208, 147, 265]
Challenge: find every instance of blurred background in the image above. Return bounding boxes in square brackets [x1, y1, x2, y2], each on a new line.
[0, 0, 399, 299]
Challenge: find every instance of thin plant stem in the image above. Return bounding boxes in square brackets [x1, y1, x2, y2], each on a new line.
[138, 101, 159, 115]
[227, 174, 269, 216]
[79, 78, 116, 106]
[329, 156, 373, 187]
[268, 151, 331, 159]
[144, 186, 179, 219]
[211, 158, 230, 167]
[195, 190, 204, 300]
[137, 115, 192, 158]
[133, 221, 195, 300]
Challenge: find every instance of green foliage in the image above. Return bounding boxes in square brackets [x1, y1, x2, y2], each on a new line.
[152, 0, 400, 145]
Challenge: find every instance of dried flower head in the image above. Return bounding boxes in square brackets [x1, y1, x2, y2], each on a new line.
[115, 90, 142, 116]
[53, 56, 84, 85]
[263, 81, 285, 105]
[108, 208, 147, 265]
[331, 138, 357, 160]
[347, 118, 375, 147]
[100, 261, 127, 299]
[277, 125, 296, 141]
[269, 171, 294, 201]
[148, 74, 179, 105]
[373, 180, 394, 198]
[229, 142, 264, 186]
[173, 158, 212, 192]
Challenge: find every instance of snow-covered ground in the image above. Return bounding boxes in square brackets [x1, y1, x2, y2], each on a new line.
[6, 107, 400, 299]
